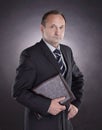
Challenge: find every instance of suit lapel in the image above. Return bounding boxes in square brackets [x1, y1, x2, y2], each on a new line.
[40, 40, 60, 73]
[39, 40, 70, 77]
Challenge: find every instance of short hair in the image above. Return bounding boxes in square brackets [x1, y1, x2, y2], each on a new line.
[41, 10, 66, 26]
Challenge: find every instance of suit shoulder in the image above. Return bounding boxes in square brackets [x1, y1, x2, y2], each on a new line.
[21, 42, 41, 56]
[60, 44, 72, 52]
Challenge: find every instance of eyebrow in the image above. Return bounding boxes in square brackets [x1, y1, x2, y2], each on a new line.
[51, 24, 65, 27]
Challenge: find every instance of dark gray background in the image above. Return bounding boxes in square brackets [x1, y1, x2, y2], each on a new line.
[0, 0, 102, 130]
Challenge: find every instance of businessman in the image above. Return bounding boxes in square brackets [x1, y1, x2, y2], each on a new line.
[13, 10, 84, 130]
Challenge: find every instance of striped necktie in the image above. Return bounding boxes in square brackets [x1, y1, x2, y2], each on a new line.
[53, 49, 66, 76]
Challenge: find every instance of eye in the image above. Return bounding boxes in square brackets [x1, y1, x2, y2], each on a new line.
[50, 25, 55, 28]
[60, 26, 64, 29]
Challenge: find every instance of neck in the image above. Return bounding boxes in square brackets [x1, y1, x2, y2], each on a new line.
[52, 43, 59, 48]
[43, 39, 59, 48]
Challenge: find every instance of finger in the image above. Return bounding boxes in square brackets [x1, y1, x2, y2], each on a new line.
[68, 115, 72, 120]
[60, 105, 66, 111]
[55, 96, 65, 102]
[68, 112, 73, 120]
[68, 104, 72, 111]
[68, 109, 77, 120]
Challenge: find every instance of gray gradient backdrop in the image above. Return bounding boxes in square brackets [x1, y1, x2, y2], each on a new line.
[0, 0, 102, 130]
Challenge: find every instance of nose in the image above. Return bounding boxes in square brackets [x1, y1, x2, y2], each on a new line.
[55, 28, 60, 35]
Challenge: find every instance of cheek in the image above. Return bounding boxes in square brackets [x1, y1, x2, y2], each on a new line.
[60, 32, 64, 37]
[61, 31, 65, 36]
[44, 31, 52, 39]
[47, 31, 54, 37]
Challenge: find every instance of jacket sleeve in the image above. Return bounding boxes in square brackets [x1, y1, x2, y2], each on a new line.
[12, 50, 51, 116]
[70, 50, 84, 108]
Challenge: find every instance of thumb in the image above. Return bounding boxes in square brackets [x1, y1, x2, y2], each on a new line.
[55, 96, 65, 102]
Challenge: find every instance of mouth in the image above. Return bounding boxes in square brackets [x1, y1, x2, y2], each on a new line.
[53, 36, 61, 40]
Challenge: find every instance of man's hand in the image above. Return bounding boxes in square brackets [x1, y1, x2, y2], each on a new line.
[68, 104, 78, 120]
[48, 97, 66, 115]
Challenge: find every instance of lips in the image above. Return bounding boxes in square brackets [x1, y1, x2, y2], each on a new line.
[53, 36, 61, 40]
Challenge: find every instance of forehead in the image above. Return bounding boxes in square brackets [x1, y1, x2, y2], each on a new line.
[45, 14, 65, 25]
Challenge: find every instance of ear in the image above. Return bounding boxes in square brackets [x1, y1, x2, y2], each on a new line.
[40, 24, 44, 33]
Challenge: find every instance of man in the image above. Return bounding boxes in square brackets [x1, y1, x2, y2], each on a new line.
[12, 10, 84, 130]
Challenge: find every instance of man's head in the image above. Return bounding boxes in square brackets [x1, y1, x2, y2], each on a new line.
[40, 10, 66, 48]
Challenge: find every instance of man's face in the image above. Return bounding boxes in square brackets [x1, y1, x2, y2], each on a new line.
[41, 14, 65, 47]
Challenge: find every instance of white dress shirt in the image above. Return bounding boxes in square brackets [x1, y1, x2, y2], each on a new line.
[43, 39, 67, 73]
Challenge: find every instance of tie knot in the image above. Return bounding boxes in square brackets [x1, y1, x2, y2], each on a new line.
[53, 49, 61, 56]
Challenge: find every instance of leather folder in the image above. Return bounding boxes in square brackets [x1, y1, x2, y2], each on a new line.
[32, 74, 75, 104]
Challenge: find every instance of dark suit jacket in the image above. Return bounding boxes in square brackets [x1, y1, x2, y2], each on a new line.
[13, 39, 84, 130]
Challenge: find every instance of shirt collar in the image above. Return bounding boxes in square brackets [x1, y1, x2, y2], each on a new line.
[43, 39, 60, 53]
